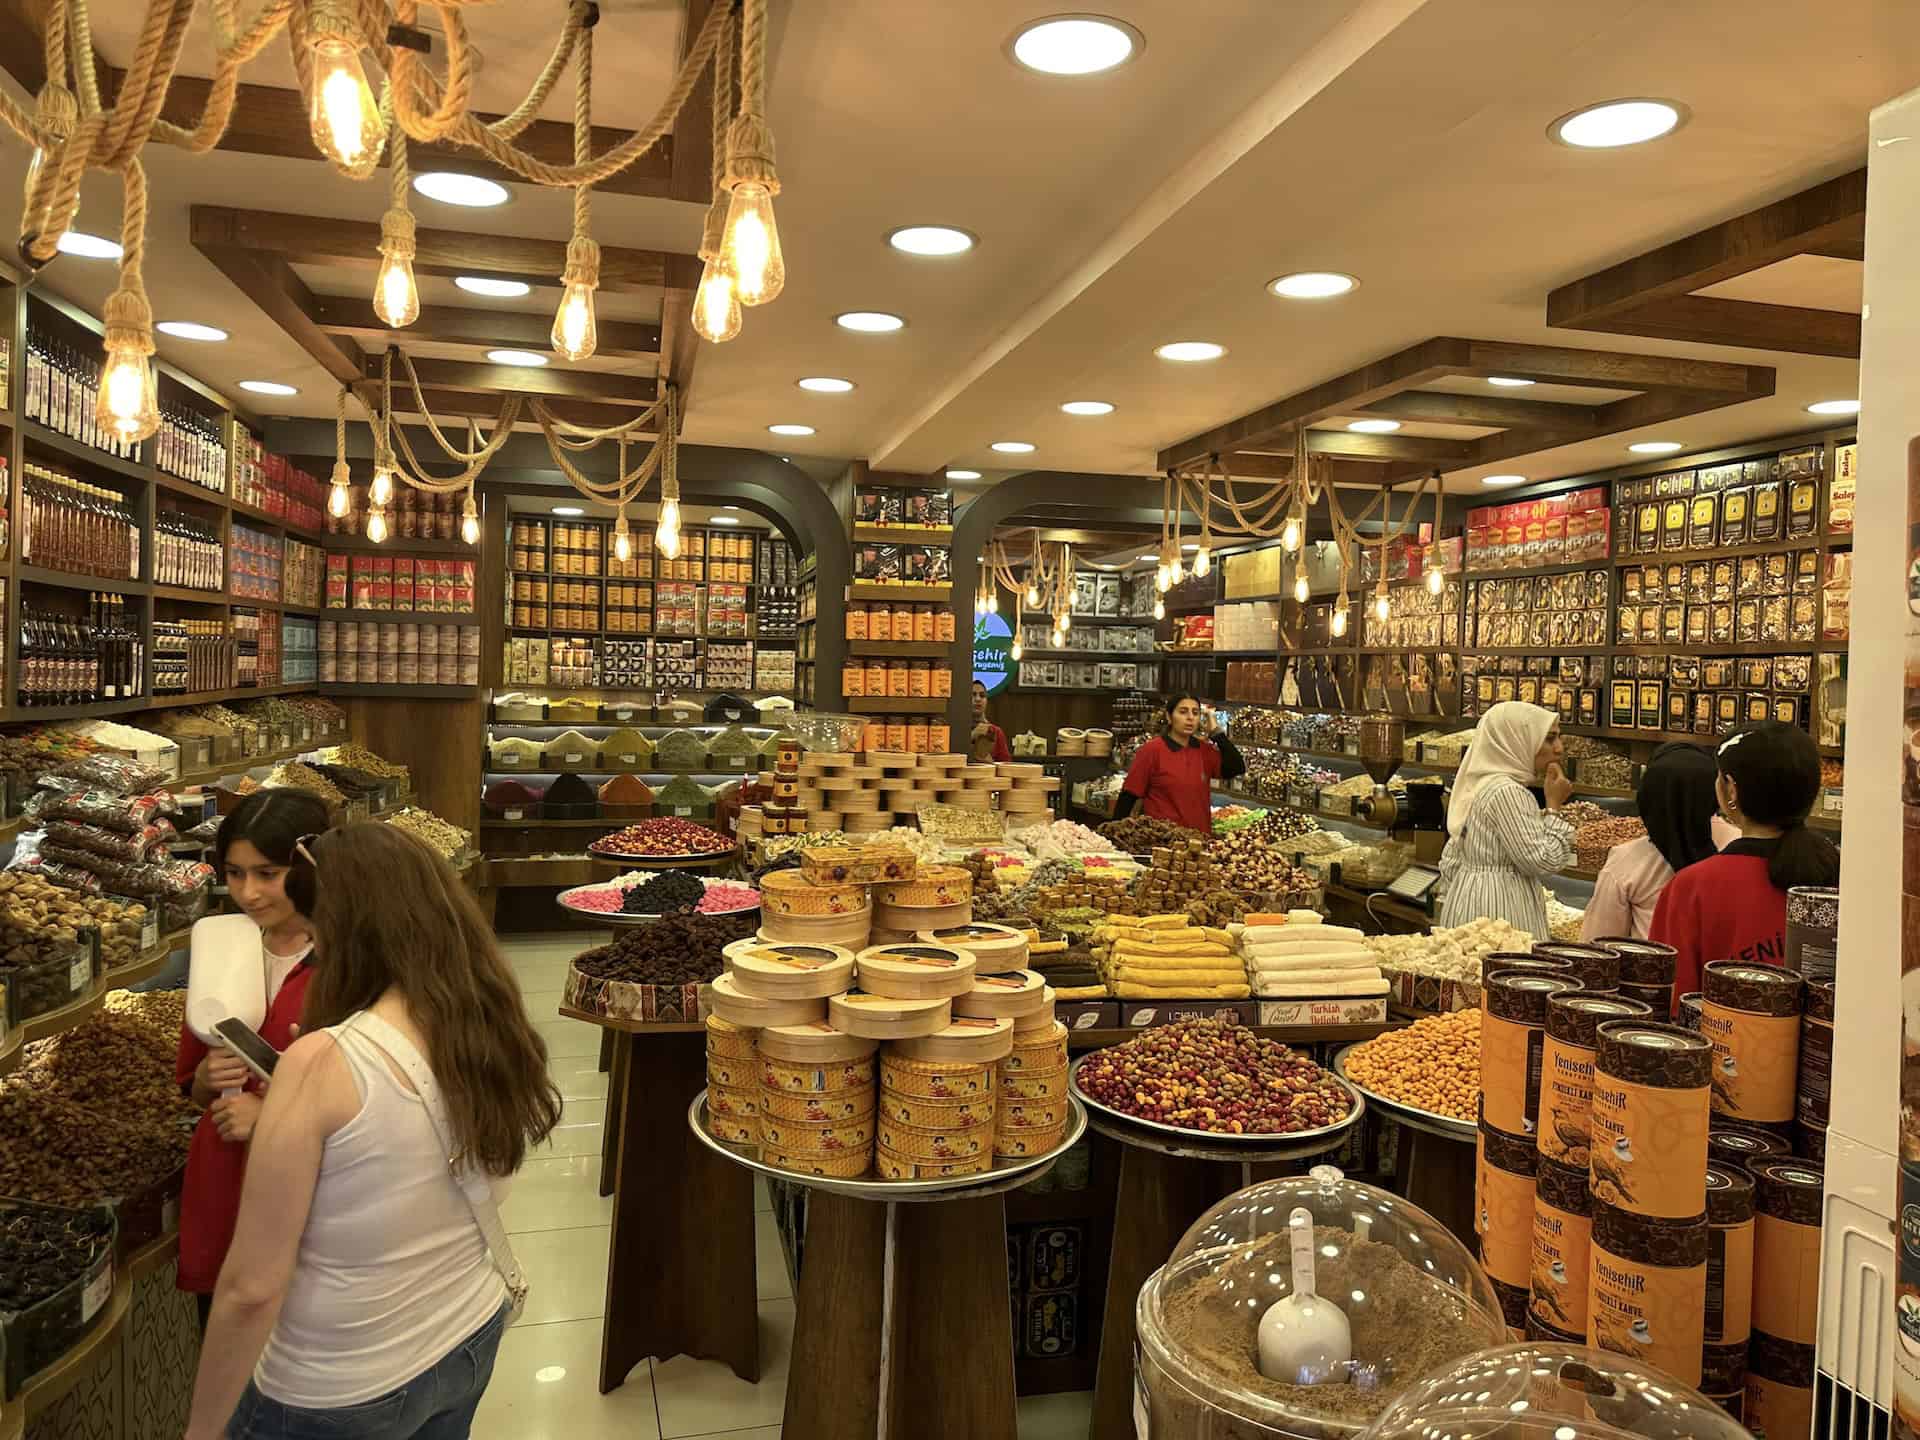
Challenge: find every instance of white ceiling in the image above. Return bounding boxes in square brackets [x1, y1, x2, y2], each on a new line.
[3, 0, 1911, 496]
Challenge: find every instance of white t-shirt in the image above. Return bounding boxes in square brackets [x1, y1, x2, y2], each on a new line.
[264, 940, 312, 1006]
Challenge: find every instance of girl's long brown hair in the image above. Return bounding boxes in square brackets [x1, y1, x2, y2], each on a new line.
[300, 823, 561, 1173]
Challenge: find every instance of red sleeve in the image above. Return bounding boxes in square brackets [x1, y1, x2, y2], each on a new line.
[1647, 874, 1699, 1011]
[991, 725, 1012, 764]
[1122, 741, 1158, 798]
[176, 1021, 208, 1091]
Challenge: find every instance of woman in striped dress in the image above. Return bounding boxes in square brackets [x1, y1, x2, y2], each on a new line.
[1436, 701, 1573, 939]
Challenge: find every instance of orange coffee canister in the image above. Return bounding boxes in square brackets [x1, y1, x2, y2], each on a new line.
[1589, 1020, 1712, 1220]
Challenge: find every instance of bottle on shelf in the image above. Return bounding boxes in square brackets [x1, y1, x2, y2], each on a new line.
[154, 509, 224, 590]
[24, 326, 138, 461]
[19, 461, 140, 580]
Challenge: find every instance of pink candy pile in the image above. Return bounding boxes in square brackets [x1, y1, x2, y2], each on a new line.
[696, 882, 760, 914]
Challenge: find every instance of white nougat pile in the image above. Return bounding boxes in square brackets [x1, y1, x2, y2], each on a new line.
[1236, 911, 1388, 999]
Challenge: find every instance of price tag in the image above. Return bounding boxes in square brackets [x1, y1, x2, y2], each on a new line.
[618, 754, 638, 765]
[611, 708, 635, 721]
[141, 911, 159, 951]
[1824, 789, 1843, 815]
[562, 753, 585, 765]
[301, 725, 312, 743]
[69, 952, 93, 995]
[501, 755, 523, 767]
[81, 1262, 112, 1322]
[726, 756, 746, 769]
[674, 806, 693, 817]
[504, 808, 525, 822]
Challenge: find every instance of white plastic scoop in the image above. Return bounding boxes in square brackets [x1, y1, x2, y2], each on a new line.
[187, 913, 267, 1098]
[1257, 1206, 1352, 1385]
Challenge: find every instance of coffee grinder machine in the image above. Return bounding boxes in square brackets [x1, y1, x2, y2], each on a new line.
[1354, 712, 1449, 864]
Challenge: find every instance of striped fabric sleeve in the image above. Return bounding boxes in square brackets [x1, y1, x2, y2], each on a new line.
[1477, 781, 1575, 878]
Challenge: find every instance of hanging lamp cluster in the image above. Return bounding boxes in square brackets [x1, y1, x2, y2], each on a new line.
[983, 532, 1080, 660]
[3, 0, 789, 449]
[1158, 435, 1446, 637]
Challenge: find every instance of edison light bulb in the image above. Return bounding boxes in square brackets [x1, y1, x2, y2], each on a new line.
[309, 39, 381, 168]
[722, 182, 784, 306]
[1373, 589, 1390, 622]
[1155, 563, 1170, 593]
[1058, 613, 1071, 634]
[328, 477, 351, 519]
[1152, 597, 1165, 621]
[461, 494, 480, 546]
[369, 467, 394, 507]
[1169, 555, 1185, 584]
[1049, 627, 1064, 648]
[1192, 545, 1211, 578]
[1331, 604, 1349, 638]
[99, 349, 157, 441]
[1026, 585, 1041, 607]
[692, 257, 742, 343]
[987, 591, 999, 615]
[552, 281, 597, 361]
[656, 498, 683, 559]
[613, 527, 631, 563]
[1280, 517, 1302, 553]
[374, 249, 419, 327]
[365, 507, 389, 544]
[1293, 572, 1310, 604]
[1426, 565, 1444, 596]
[1010, 638, 1024, 662]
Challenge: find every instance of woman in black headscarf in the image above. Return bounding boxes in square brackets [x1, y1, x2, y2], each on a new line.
[1581, 742, 1730, 941]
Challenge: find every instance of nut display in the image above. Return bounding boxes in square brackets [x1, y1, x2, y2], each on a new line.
[382, 806, 471, 859]
[1098, 814, 1199, 852]
[1074, 1017, 1353, 1136]
[0, 1202, 113, 1314]
[1341, 1009, 1480, 1121]
[591, 817, 733, 856]
[572, 911, 758, 986]
[0, 873, 149, 970]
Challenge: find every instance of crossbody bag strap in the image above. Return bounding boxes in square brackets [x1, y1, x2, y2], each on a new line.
[344, 1012, 528, 1308]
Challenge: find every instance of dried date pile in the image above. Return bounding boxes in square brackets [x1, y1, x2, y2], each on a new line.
[573, 910, 757, 986]
[0, 1203, 113, 1313]
[0, 1085, 192, 1208]
[1099, 814, 1199, 853]
[1075, 1017, 1352, 1136]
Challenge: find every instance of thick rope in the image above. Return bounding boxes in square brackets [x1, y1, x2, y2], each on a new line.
[723, 0, 776, 195]
[699, 2, 734, 262]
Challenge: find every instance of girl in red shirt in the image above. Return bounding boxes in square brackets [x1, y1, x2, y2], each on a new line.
[175, 789, 333, 1326]
[1115, 694, 1245, 833]
[1649, 721, 1840, 1005]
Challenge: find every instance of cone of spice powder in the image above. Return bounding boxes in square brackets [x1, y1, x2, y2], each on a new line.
[1700, 961, 1804, 1131]
[1538, 991, 1652, 1171]
[1701, 1161, 1756, 1405]
[1745, 1157, 1823, 1440]
[1483, 973, 1576, 1142]
[1589, 1020, 1712, 1220]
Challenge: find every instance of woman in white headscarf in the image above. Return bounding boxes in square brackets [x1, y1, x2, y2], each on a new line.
[1436, 700, 1574, 939]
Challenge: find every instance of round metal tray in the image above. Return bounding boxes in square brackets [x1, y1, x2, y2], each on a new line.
[557, 877, 761, 926]
[1332, 1042, 1476, 1143]
[688, 1091, 1087, 1202]
[1067, 1050, 1365, 1147]
[586, 843, 733, 864]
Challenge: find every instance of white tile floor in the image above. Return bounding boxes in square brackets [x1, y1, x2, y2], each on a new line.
[473, 931, 1094, 1440]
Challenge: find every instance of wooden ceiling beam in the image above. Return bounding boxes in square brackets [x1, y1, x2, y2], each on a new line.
[194, 241, 367, 387]
[191, 206, 683, 293]
[1304, 432, 1475, 464]
[658, 253, 703, 400]
[1458, 340, 1760, 394]
[0, 3, 674, 198]
[1545, 170, 1865, 357]
[1355, 390, 1600, 431]
[365, 355, 656, 404]
[1218, 453, 1419, 484]
[312, 296, 661, 362]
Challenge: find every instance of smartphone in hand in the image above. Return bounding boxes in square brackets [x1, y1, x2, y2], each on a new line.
[212, 1017, 281, 1084]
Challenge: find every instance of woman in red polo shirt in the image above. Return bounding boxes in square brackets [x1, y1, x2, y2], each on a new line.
[1649, 720, 1841, 1003]
[175, 788, 333, 1327]
[1114, 694, 1244, 833]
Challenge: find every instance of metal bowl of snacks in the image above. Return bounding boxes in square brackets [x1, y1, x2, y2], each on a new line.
[783, 710, 870, 753]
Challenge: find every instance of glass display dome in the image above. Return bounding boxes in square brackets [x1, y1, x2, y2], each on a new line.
[1135, 1167, 1507, 1439]
[1359, 1344, 1753, 1440]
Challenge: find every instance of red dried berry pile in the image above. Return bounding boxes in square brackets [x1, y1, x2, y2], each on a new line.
[1076, 1017, 1353, 1136]
[590, 818, 732, 856]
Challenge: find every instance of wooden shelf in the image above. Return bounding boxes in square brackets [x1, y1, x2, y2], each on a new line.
[1612, 537, 1821, 566]
[480, 817, 624, 830]
[151, 470, 229, 504]
[852, 523, 954, 544]
[1463, 558, 1609, 581]
[327, 607, 481, 627]
[18, 1230, 179, 1423]
[151, 583, 227, 604]
[849, 583, 950, 603]
[228, 493, 324, 542]
[324, 533, 480, 554]
[318, 683, 484, 699]
[22, 419, 150, 483]
[847, 640, 952, 658]
[17, 564, 145, 596]
[842, 695, 950, 714]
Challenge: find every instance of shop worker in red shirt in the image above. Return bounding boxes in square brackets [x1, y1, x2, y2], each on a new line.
[1649, 720, 1840, 1005]
[175, 789, 332, 1329]
[971, 679, 1012, 763]
[1114, 694, 1245, 834]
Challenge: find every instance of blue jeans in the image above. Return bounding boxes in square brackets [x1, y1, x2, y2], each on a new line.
[226, 1305, 509, 1439]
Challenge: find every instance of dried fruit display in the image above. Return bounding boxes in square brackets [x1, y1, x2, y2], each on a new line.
[572, 911, 757, 986]
[0, 1201, 113, 1314]
[1099, 815, 1199, 852]
[590, 817, 732, 857]
[383, 806, 471, 859]
[1074, 1017, 1353, 1136]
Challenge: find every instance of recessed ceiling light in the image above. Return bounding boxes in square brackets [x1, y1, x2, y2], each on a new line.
[797, 376, 855, 393]
[1268, 271, 1358, 300]
[1060, 400, 1114, 416]
[712, 515, 740, 525]
[836, 310, 905, 333]
[1551, 99, 1686, 149]
[413, 172, 510, 208]
[887, 225, 976, 257]
[769, 423, 816, 436]
[553, 506, 584, 517]
[1481, 474, 1528, 488]
[1487, 376, 1535, 387]
[1155, 341, 1225, 363]
[721, 505, 741, 511]
[456, 276, 532, 298]
[56, 230, 122, 260]
[946, 469, 982, 481]
[1181, 542, 1198, 552]
[156, 321, 227, 342]
[1807, 398, 1860, 416]
[1347, 419, 1402, 433]
[1628, 440, 1684, 455]
[991, 441, 1035, 454]
[486, 348, 548, 367]
[1009, 15, 1141, 76]
[238, 380, 298, 396]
